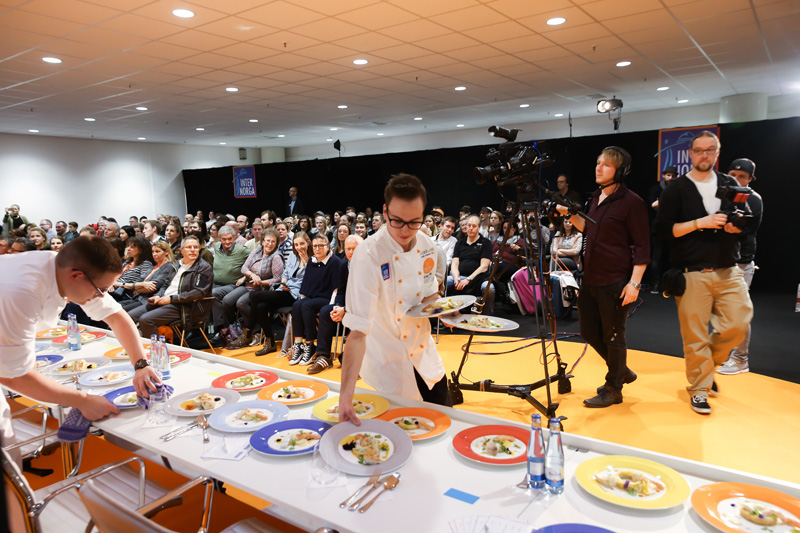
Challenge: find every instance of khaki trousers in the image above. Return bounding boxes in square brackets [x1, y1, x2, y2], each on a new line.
[675, 267, 753, 393]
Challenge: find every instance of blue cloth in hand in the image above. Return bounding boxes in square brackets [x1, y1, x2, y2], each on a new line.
[136, 379, 174, 410]
[57, 407, 91, 442]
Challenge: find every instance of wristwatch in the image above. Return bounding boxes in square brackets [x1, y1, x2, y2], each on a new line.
[628, 281, 641, 289]
[134, 358, 150, 370]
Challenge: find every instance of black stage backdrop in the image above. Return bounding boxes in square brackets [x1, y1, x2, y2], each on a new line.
[184, 116, 799, 291]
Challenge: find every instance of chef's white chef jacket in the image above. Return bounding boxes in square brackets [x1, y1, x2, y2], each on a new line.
[343, 227, 444, 401]
[0, 252, 122, 443]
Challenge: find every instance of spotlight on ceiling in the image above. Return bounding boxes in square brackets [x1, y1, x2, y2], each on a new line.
[333, 139, 341, 151]
[597, 97, 623, 133]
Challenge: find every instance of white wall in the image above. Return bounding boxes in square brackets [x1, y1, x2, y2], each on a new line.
[0, 134, 262, 227]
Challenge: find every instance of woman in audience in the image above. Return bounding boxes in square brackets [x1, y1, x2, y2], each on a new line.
[28, 227, 49, 250]
[49, 235, 65, 252]
[119, 225, 135, 242]
[333, 211, 342, 227]
[276, 221, 293, 263]
[225, 229, 285, 349]
[493, 220, 526, 284]
[550, 218, 583, 271]
[164, 222, 184, 260]
[486, 210, 504, 243]
[250, 231, 310, 356]
[207, 221, 223, 252]
[332, 223, 351, 259]
[111, 236, 154, 300]
[120, 240, 176, 312]
[424, 214, 438, 237]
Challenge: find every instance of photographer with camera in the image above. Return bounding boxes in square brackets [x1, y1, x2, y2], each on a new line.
[654, 131, 753, 414]
[3, 204, 30, 235]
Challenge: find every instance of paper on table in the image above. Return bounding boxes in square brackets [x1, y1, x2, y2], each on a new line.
[448, 516, 531, 533]
[201, 433, 251, 461]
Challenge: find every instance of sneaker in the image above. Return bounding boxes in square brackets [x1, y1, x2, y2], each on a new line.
[597, 369, 637, 394]
[690, 393, 712, 414]
[307, 354, 332, 375]
[288, 343, 304, 365]
[717, 355, 749, 375]
[299, 342, 315, 365]
[709, 381, 719, 397]
[255, 338, 276, 357]
[584, 388, 623, 408]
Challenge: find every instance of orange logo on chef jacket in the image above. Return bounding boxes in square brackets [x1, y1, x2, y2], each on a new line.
[423, 257, 435, 274]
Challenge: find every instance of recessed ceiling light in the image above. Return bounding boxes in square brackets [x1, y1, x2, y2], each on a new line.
[28, 129, 39, 133]
[338, 105, 348, 109]
[554, 113, 564, 117]
[226, 87, 238, 92]
[196, 127, 205, 131]
[547, 17, 566, 26]
[219, 142, 226, 145]
[42, 57, 61, 64]
[657, 86, 669, 91]
[330, 127, 338, 131]
[84, 117, 95, 122]
[172, 9, 195, 18]
[326, 138, 333, 141]
[520, 104, 530, 108]
[677, 99, 689, 103]
[616, 61, 631, 67]
[413, 117, 422, 121]
[138, 137, 146, 140]
[249, 119, 258, 123]
[456, 124, 464, 128]
[377, 133, 384, 136]
[135, 106, 148, 111]
[277, 134, 285, 138]
[353, 59, 368, 65]
[454, 86, 466, 91]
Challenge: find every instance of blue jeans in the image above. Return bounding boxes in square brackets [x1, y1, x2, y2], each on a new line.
[446, 275, 495, 315]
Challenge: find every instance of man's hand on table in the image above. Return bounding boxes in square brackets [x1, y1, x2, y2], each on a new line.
[133, 366, 161, 398]
[77, 393, 120, 420]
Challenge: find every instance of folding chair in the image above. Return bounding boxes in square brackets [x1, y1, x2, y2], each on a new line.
[170, 296, 215, 351]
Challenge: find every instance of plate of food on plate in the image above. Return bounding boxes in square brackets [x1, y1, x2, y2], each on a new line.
[51, 331, 107, 345]
[208, 400, 289, 433]
[48, 357, 110, 375]
[406, 295, 476, 318]
[376, 407, 451, 441]
[691, 482, 800, 533]
[104, 345, 150, 360]
[575, 455, 690, 510]
[35, 354, 64, 370]
[78, 365, 135, 387]
[312, 394, 389, 422]
[319, 419, 412, 475]
[257, 380, 328, 405]
[440, 313, 519, 332]
[103, 386, 140, 409]
[250, 419, 333, 457]
[165, 388, 241, 417]
[166, 351, 192, 365]
[452, 424, 529, 465]
[211, 370, 279, 392]
[37, 326, 85, 339]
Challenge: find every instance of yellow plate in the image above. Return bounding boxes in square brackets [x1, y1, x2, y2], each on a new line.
[575, 455, 690, 510]
[36, 326, 84, 339]
[312, 394, 389, 423]
[104, 345, 150, 359]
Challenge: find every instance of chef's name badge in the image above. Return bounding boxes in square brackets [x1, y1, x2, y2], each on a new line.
[381, 263, 390, 281]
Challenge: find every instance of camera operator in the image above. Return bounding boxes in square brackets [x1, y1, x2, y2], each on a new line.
[557, 146, 649, 408]
[654, 131, 753, 415]
[717, 158, 762, 376]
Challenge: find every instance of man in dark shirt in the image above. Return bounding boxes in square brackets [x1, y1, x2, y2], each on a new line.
[449, 215, 495, 314]
[647, 165, 678, 293]
[554, 174, 583, 207]
[654, 131, 753, 414]
[558, 147, 650, 408]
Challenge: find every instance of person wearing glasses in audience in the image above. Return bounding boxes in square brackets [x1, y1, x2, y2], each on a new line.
[0, 236, 160, 464]
[337, 174, 449, 425]
[655, 131, 753, 415]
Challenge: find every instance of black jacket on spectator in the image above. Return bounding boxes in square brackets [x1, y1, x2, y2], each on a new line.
[155, 258, 213, 304]
[300, 254, 342, 300]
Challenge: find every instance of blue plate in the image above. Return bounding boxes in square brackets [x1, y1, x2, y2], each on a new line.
[103, 386, 139, 409]
[250, 419, 333, 456]
[535, 525, 616, 533]
[35, 354, 64, 370]
[35, 342, 51, 353]
[208, 400, 289, 433]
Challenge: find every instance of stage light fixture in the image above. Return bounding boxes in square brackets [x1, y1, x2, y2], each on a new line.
[596, 98, 623, 113]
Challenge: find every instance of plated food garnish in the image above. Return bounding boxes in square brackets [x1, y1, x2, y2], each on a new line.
[113, 392, 139, 406]
[327, 399, 374, 418]
[392, 416, 434, 435]
[223, 408, 272, 429]
[716, 498, 800, 532]
[180, 392, 224, 412]
[460, 316, 502, 329]
[100, 371, 129, 382]
[472, 434, 526, 459]
[421, 297, 461, 315]
[227, 373, 265, 389]
[55, 359, 97, 373]
[269, 429, 321, 452]
[274, 385, 312, 401]
[339, 432, 393, 465]
[594, 467, 667, 499]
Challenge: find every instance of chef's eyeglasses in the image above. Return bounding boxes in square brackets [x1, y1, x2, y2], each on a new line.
[79, 270, 107, 297]
[386, 209, 424, 230]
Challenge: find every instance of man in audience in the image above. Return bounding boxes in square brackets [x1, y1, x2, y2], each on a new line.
[368, 214, 383, 236]
[129, 216, 139, 226]
[225, 220, 247, 245]
[205, 211, 216, 229]
[184, 213, 193, 223]
[236, 215, 249, 238]
[337, 174, 449, 424]
[449, 214, 495, 314]
[434, 216, 458, 269]
[128, 235, 213, 338]
[97, 219, 107, 236]
[9, 239, 36, 253]
[554, 174, 583, 206]
[79, 226, 96, 237]
[64, 221, 79, 243]
[718, 158, 763, 376]
[0, 236, 9, 255]
[307, 234, 363, 374]
[210, 225, 251, 346]
[3, 204, 29, 235]
[245, 219, 263, 251]
[478, 207, 492, 237]
[354, 220, 368, 239]
[655, 131, 753, 414]
[260, 210, 276, 230]
[55, 220, 67, 238]
[39, 219, 56, 240]
[286, 186, 305, 216]
[104, 222, 119, 240]
[431, 207, 444, 228]
[143, 220, 162, 244]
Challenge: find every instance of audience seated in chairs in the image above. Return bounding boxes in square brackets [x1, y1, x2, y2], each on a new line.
[48, 235, 65, 252]
[164, 222, 184, 260]
[332, 223, 351, 259]
[251, 231, 310, 356]
[225, 229, 285, 349]
[120, 239, 176, 314]
[28, 227, 49, 250]
[434, 216, 458, 269]
[209, 225, 251, 347]
[492, 220, 526, 303]
[244, 219, 263, 252]
[549, 218, 583, 272]
[307, 234, 362, 374]
[486, 210, 504, 244]
[127, 235, 213, 338]
[275, 221, 293, 263]
[110, 236, 154, 301]
[288, 234, 342, 366]
[448, 214, 495, 314]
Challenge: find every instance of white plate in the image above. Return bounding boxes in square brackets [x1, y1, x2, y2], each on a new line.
[165, 388, 241, 417]
[319, 419, 412, 476]
[78, 365, 135, 387]
[441, 313, 519, 332]
[208, 400, 289, 433]
[48, 356, 110, 376]
[406, 295, 476, 318]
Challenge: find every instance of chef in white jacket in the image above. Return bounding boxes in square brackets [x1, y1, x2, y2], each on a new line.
[339, 174, 451, 425]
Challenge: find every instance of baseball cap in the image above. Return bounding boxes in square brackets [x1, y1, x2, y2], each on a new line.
[431, 207, 444, 216]
[480, 206, 492, 212]
[663, 165, 678, 175]
[729, 158, 756, 180]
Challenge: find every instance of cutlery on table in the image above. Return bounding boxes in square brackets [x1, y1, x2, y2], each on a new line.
[516, 475, 530, 489]
[358, 472, 401, 513]
[160, 416, 203, 441]
[199, 416, 210, 444]
[339, 470, 381, 508]
[347, 473, 390, 511]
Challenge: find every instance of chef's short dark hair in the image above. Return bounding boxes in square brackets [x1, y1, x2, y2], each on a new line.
[56, 236, 123, 277]
[384, 173, 427, 206]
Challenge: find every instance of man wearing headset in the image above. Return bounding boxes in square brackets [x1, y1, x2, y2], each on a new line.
[557, 147, 650, 408]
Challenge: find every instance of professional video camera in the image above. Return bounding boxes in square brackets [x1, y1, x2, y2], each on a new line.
[716, 185, 754, 231]
[473, 127, 553, 187]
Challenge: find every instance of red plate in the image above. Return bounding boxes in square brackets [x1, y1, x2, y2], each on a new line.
[168, 351, 192, 365]
[211, 370, 279, 392]
[452, 424, 529, 465]
[51, 331, 107, 345]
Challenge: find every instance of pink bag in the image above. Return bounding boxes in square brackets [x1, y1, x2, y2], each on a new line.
[510, 268, 543, 315]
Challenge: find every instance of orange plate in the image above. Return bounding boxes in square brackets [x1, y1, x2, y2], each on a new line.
[36, 326, 85, 339]
[51, 331, 106, 345]
[104, 345, 150, 359]
[257, 380, 329, 405]
[376, 407, 451, 441]
[691, 482, 800, 533]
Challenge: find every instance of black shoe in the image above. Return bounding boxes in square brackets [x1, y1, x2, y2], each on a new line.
[709, 381, 719, 397]
[584, 388, 623, 408]
[597, 369, 637, 394]
[691, 393, 712, 414]
[185, 329, 202, 342]
[209, 332, 224, 348]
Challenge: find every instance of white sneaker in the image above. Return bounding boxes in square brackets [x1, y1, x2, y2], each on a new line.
[717, 355, 749, 375]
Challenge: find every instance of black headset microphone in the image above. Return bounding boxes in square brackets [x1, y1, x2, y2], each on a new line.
[598, 145, 632, 189]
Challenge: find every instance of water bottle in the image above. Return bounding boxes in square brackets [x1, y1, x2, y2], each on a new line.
[149, 335, 159, 366]
[159, 335, 171, 380]
[545, 417, 565, 494]
[527, 414, 546, 489]
[67, 314, 81, 351]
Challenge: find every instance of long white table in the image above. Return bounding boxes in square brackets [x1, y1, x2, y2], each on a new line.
[20, 330, 800, 533]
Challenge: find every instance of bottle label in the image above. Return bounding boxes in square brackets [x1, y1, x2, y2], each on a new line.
[528, 458, 544, 481]
[545, 465, 564, 486]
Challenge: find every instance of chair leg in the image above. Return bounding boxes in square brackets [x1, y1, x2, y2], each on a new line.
[198, 327, 215, 353]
